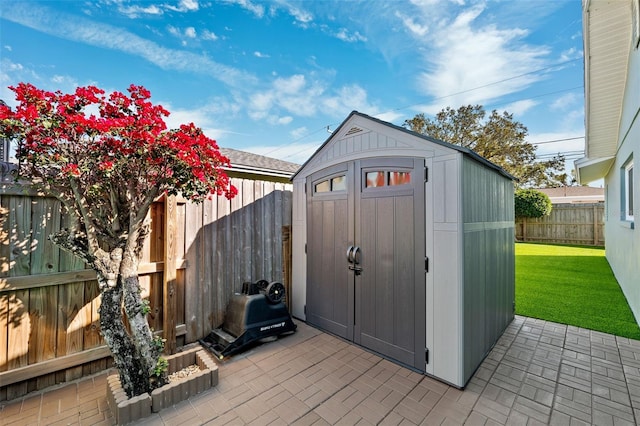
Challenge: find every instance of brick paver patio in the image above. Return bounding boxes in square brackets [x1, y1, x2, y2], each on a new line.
[3, 315, 640, 425]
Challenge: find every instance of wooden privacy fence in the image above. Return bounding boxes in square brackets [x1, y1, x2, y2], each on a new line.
[0, 177, 292, 401]
[516, 203, 605, 246]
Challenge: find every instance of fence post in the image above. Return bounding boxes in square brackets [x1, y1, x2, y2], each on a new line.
[593, 204, 598, 246]
[163, 195, 177, 354]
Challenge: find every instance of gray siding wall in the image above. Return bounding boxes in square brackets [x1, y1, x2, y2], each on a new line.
[461, 157, 515, 383]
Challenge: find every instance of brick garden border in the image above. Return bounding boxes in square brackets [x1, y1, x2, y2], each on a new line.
[106, 346, 218, 425]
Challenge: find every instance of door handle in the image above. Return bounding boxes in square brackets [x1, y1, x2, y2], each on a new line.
[346, 245, 355, 263]
[352, 246, 361, 264]
[347, 245, 362, 275]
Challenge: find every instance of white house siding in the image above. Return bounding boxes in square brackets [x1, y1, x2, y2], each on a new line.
[605, 42, 640, 321]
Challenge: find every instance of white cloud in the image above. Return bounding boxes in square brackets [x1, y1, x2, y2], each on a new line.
[290, 126, 308, 140]
[254, 51, 270, 58]
[116, 4, 163, 18]
[501, 99, 539, 116]
[373, 111, 405, 124]
[393, 3, 550, 113]
[396, 12, 429, 36]
[550, 93, 579, 111]
[322, 85, 370, 116]
[272, 115, 293, 125]
[201, 30, 218, 41]
[1, 58, 24, 74]
[221, 0, 265, 18]
[245, 67, 388, 125]
[286, 5, 313, 25]
[559, 47, 582, 62]
[179, 0, 199, 11]
[4, 45, 12, 52]
[248, 74, 326, 119]
[168, 25, 197, 40]
[161, 99, 243, 142]
[164, 0, 199, 12]
[243, 141, 322, 165]
[334, 28, 367, 43]
[2, 2, 256, 88]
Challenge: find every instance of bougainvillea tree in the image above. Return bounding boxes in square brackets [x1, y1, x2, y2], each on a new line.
[0, 83, 236, 397]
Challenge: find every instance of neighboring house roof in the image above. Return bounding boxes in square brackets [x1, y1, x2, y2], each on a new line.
[575, 0, 633, 184]
[292, 111, 514, 181]
[220, 147, 300, 181]
[536, 186, 604, 204]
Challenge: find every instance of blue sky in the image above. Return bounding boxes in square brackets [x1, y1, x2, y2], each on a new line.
[1, 0, 585, 175]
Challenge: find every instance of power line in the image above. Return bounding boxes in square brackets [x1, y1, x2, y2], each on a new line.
[261, 124, 333, 157]
[536, 150, 584, 159]
[382, 58, 582, 115]
[277, 85, 585, 161]
[530, 136, 584, 145]
[264, 59, 584, 161]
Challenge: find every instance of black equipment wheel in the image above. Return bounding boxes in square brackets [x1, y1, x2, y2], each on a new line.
[255, 279, 269, 291]
[265, 281, 285, 304]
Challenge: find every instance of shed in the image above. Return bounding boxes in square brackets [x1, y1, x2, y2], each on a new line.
[291, 111, 515, 388]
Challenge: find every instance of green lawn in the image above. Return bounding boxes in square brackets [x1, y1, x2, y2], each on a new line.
[516, 242, 640, 339]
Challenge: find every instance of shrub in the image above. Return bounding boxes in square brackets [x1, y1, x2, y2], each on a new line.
[515, 189, 552, 218]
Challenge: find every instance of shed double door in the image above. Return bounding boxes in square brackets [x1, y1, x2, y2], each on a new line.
[306, 157, 426, 371]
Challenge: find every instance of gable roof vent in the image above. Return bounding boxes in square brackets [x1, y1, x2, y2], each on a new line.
[345, 126, 363, 136]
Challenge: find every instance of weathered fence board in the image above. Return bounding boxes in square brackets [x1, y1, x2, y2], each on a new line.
[516, 203, 605, 246]
[0, 176, 293, 400]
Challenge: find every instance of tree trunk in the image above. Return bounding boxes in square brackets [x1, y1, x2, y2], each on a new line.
[49, 216, 167, 397]
[96, 254, 167, 398]
[99, 282, 149, 397]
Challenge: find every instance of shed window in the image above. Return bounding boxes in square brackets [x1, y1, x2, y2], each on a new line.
[315, 175, 346, 193]
[315, 180, 331, 193]
[389, 171, 411, 186]
[366, 172, 385, 188]
[331, 176, 346, 191]
[365, 170, 411, 188]
[624, 159, 634, 222]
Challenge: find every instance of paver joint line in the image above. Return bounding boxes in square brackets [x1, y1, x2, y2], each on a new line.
[7, 317, 640, 425]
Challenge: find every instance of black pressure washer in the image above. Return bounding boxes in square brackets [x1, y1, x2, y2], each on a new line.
[199, 280, 296, 359]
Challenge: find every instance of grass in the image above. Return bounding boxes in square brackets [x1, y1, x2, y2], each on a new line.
[516, 242, 640, 339]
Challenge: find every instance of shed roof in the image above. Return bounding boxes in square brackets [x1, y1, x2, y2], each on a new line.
[293, 111, 514, 181]
[220, 147, 300, 180]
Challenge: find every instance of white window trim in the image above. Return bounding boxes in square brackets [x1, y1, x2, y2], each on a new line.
[624, 160, 634, 222]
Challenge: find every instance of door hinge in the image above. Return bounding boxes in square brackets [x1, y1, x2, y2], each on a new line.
[425, 257, 429, 272]
[424, 167, 429, 182]
[425, 348, 430, 364]
[304, 305, 307, 314]
[305, 243, 307, 254]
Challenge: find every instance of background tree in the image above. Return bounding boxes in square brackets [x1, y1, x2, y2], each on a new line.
[404, 105, 567, 187]
[0, 83, 237, 398]
[514, 189, 552, 218]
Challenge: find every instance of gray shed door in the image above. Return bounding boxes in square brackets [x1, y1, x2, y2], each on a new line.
[306, 157, 426, 371]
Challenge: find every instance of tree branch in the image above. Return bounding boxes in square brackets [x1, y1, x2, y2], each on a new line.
[49, 229, 94, 265]
[69, 178, 101, 255]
